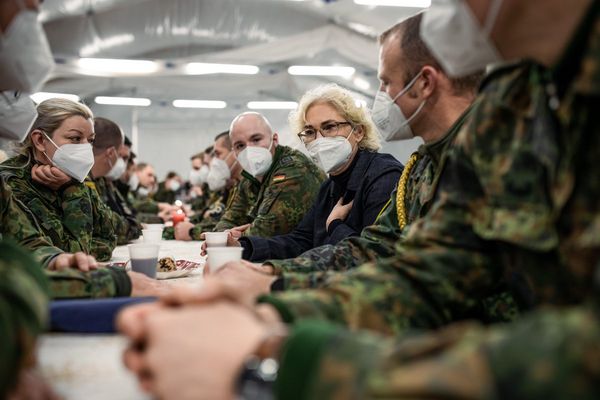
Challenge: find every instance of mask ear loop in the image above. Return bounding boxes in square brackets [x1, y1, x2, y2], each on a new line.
[391, 70, 424, 102]
[483, 0, 504, 35]
[40, 130, 59, 165]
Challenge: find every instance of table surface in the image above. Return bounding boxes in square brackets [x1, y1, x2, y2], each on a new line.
[38, 240, 205, 400]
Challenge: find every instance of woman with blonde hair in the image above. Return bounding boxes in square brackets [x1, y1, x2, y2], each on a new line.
[235, 83, 404, 262]
[0, 98, 118, 261]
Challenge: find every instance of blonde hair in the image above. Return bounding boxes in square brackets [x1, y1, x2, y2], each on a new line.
[289, 84, 381, 151]
[16, 98, 94, 157]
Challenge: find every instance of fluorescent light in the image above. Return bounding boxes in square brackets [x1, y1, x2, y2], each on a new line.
[354, 0, 430, 7]
[184, 63, 259, 75]
[30, 92, 80, 103]
[353, 77, 371, 90]
[355, 99, 368, 108]
[78, 58, 159, 74]
[95, 96, 151, 106]
[172, 99, 227, 109]
[288, 65, 356, 77]
[247, 101, 298, 110]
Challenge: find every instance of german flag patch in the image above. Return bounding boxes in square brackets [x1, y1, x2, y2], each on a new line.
[272, 174, 286, 183]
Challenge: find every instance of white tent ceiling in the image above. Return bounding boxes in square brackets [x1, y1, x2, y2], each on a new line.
[34, 0, 425, 178]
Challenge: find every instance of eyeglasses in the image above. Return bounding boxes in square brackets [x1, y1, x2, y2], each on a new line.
[297, 121, 353, 143]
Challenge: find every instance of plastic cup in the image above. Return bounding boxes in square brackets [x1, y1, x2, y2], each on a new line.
[203, 231, 229, 247]
[206, 247, 242, 272]
[143, 223, 164, 230]
[128, 243, 160, 278]
[142, 228, 163, 243]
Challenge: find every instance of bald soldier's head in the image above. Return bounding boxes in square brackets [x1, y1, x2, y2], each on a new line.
[229, 112, 279, 159]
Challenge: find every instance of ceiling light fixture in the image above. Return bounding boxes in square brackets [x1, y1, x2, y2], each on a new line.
[247, 101, 298, 110]
[172, 99, 227, 109]
[184, 63, 259, 75]
[353, 77, 371, 90]
[77, 58, 159, 74]
[288, 65, 356, 77]
[94, 96, 151, 106]
[30, 92, 80, 103]
[354, 0, 431, 7]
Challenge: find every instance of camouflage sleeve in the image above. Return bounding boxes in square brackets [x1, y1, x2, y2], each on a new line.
[277, 305, 600, 400]
[244, 169, 323, 238]
[133, 196, 160, 214]
[91, 185, 135, 245]
[0, 241, 49, 398]
[214, 182, 251, 232]
[1, 182, 63, 266]
[266, 191, 401, 279]
[85, 185, 118, 261]
[47, 266, 132, 299]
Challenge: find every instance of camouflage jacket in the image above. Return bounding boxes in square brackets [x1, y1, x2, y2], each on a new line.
[1, 177, 131, 300]
[267, 107, 472, 286]
[0, 240, 49, 398]
[277, 300, 600, 400]
[213, 145, 325, 237]
[0, 176, 62, 266]
[0, 154, 117, 261]
[187, 186, 236, 239]
[259, 14, 600, 336]
[153, 181, 177, 204]
[92, 176, 142, 244]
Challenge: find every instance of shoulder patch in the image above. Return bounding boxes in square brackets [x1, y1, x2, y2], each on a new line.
[272, 174, 286, 183]
[278, 156, 294, 167]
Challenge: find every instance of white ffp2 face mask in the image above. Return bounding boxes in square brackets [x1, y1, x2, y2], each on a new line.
[236, 138, 274, 178]
[206, 154, 233, 191]
[306, 128, 354, 174]
[420, 0, 503, 78]
[128, 173, 139, 191]
[106, 156, 126, 181]
[372, 71, 425, 142]
[0, 92, 37, 141]
[0, 8, 55, 93]
[43, 132, 95, 182]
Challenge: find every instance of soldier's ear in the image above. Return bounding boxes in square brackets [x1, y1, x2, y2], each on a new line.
[272, 133, 279, 147]
[30, 130, 47, 153]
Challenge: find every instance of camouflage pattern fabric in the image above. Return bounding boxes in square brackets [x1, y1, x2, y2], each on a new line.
[0, 176, 62, 266]
[47, 266, 132, 299]
[279, 299, 600, 400]
[0, 154, 118, 261]
[0, 240, 49, 398]
[93, 176, 142, 244]
[213, 145, 325, 237]
[259, 20, 600, 336]
[190, 183, 211, 212]
[131, 190, 159, 214]
[153, 181, 177, 204]
[1, 176, 131, 299]
[167, 187, 234, 240]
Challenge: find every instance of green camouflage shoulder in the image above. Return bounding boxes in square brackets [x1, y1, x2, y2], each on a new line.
[285, 303, 600, 400]
[217, 145, 325, 237]
[0, 240, 49, 398]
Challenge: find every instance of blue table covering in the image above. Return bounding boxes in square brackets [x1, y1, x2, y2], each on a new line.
[49, 297, 156, 333]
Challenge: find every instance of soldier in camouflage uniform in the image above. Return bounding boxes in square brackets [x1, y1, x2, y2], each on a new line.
[248, 0, 600, 334]
[169, 132, 243, 240]
[0, 99, 118, 261]
[90, 117, 142, 244]
[209, 112, 324, 237]
[175, 117, 325, 241]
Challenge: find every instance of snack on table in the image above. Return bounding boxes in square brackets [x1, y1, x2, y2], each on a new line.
[157, 257, 177, 272]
